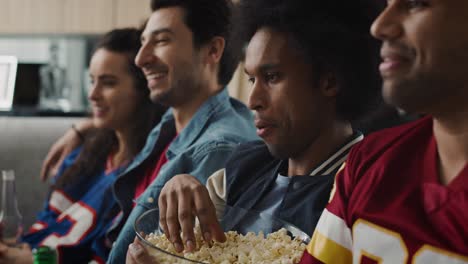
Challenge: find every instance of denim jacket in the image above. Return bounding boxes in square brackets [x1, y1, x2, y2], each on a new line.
[107, 88, 257, 263]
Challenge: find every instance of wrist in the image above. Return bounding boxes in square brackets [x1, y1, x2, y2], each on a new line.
[74, 118, 93, 131]
[71, 124, 85, 141]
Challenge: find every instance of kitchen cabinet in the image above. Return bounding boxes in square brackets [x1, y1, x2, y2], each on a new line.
[63, 0, 114, 34]
[115, 0, 151, 28]
[0, 0, 152, 34]
[0, 0, 64, 34]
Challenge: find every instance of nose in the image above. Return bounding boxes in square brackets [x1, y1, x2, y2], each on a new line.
[135, 41, 155, 69]
[370, 3, 403, 41]
[87, 83, 100, 102]
[247, 79, 267, 112]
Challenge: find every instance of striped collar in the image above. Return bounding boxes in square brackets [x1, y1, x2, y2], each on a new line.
[309, 131, 363, 176]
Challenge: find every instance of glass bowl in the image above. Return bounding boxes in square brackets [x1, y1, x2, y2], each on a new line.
[134, 206, 310, 263]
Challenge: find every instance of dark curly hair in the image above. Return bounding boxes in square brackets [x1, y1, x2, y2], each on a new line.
[235, 0, 384, 123]
[150, 0, 240, 86]
[54, 28, 166, 189]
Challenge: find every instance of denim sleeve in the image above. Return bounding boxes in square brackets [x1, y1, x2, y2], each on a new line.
[106, 142, 239, 264]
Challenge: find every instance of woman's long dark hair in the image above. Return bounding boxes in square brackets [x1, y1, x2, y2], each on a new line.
[54, 28, 166, 189]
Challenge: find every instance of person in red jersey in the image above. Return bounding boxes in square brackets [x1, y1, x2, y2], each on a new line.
[300, 0, 468, 263]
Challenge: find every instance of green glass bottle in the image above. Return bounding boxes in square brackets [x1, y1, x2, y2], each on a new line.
[32, 246, 57, 264]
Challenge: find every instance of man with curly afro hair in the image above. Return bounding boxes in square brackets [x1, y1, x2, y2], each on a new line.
[127, 0, 383, 262]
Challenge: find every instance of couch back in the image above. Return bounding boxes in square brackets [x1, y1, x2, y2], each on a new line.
[0, 116, 84, 230]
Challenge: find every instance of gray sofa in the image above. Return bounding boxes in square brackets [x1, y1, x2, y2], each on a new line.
[0, 116, 84, 230]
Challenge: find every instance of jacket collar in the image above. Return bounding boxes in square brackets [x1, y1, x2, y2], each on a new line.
[308, 131, 364, 176]
[263, 131, 364, 179]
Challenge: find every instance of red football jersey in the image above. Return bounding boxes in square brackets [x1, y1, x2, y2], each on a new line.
[301, 116, 468, 263]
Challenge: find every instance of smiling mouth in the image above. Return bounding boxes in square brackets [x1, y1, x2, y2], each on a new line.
[93, 107, 107, 117]
[147, 72, 167, 82]
[379, 43, 415, 77]
[380, 57, 402, 71]
[146, 72, 167, 80]
[379, 53, 413, 76]
[146, 71, 168, 89]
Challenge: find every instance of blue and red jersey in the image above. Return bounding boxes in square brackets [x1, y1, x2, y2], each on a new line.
[22, 148, 123, 264]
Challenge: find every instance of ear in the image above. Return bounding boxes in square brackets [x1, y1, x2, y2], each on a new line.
[320, 74, 338, 97]
[204, 36, 225, 64]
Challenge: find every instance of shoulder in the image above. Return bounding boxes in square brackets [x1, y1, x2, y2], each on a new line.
[350, 116, 432, 160]
[224, 141, 278, 181]
[345, 116, 432, 180]
[228, 140, 272, 161]
[207, 97, 256, 136]
[205, 97, 256, 141]
[191, 140, 268, 160]
[190, 119, 257, 155]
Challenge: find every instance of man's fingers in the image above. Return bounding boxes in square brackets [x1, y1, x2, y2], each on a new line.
[158, 191, 169, 240]
[40, 148, 59, 181]
[192, 186, 225, 243]
[41, 125, 85, 182]
[209, 218, 226, 243]
[178, 190, 196, 252]
[128, 237, 157, 264]
[158, 174, 222, 252]
[165, 191, 183, 252]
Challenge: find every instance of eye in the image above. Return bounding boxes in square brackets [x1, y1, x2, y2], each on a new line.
[98, 77, 118, 87]
[265, 72, 280, 84]
[153, 39, 167, 45]
[405, 0, 429, 9]
[247, 76, 255, 85]
[152, 35, 170, 45]
[102, 80, 117, 87]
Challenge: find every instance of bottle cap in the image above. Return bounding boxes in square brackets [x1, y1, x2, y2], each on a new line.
[1, 170, 15, 181]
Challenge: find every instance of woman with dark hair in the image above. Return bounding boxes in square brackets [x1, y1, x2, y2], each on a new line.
[0, 28, 166, 264]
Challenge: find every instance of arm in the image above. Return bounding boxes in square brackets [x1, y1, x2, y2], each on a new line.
[40, 119, 93, 181]
[108, 143, 236, 263]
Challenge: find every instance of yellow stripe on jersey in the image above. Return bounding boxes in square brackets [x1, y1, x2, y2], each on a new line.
[306, 231, 352, 263]
[305, 209, 353, 263]
[315, 209, 353, 249]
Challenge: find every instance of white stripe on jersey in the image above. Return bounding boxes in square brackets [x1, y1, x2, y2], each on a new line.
[315, 208, 352, 250]
[49, 191, 73, 213]
[30, 222, 47, 232]
[41, 202, 96, 248]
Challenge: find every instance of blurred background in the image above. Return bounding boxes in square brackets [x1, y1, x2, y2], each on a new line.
[0, 0, 249, 229]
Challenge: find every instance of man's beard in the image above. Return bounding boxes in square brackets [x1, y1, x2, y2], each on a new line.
[382, 72, 449, 114]
[150, 63, 199, 107]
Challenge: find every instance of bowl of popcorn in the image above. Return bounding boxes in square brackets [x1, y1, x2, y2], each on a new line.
[134, 206, 310, 264]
